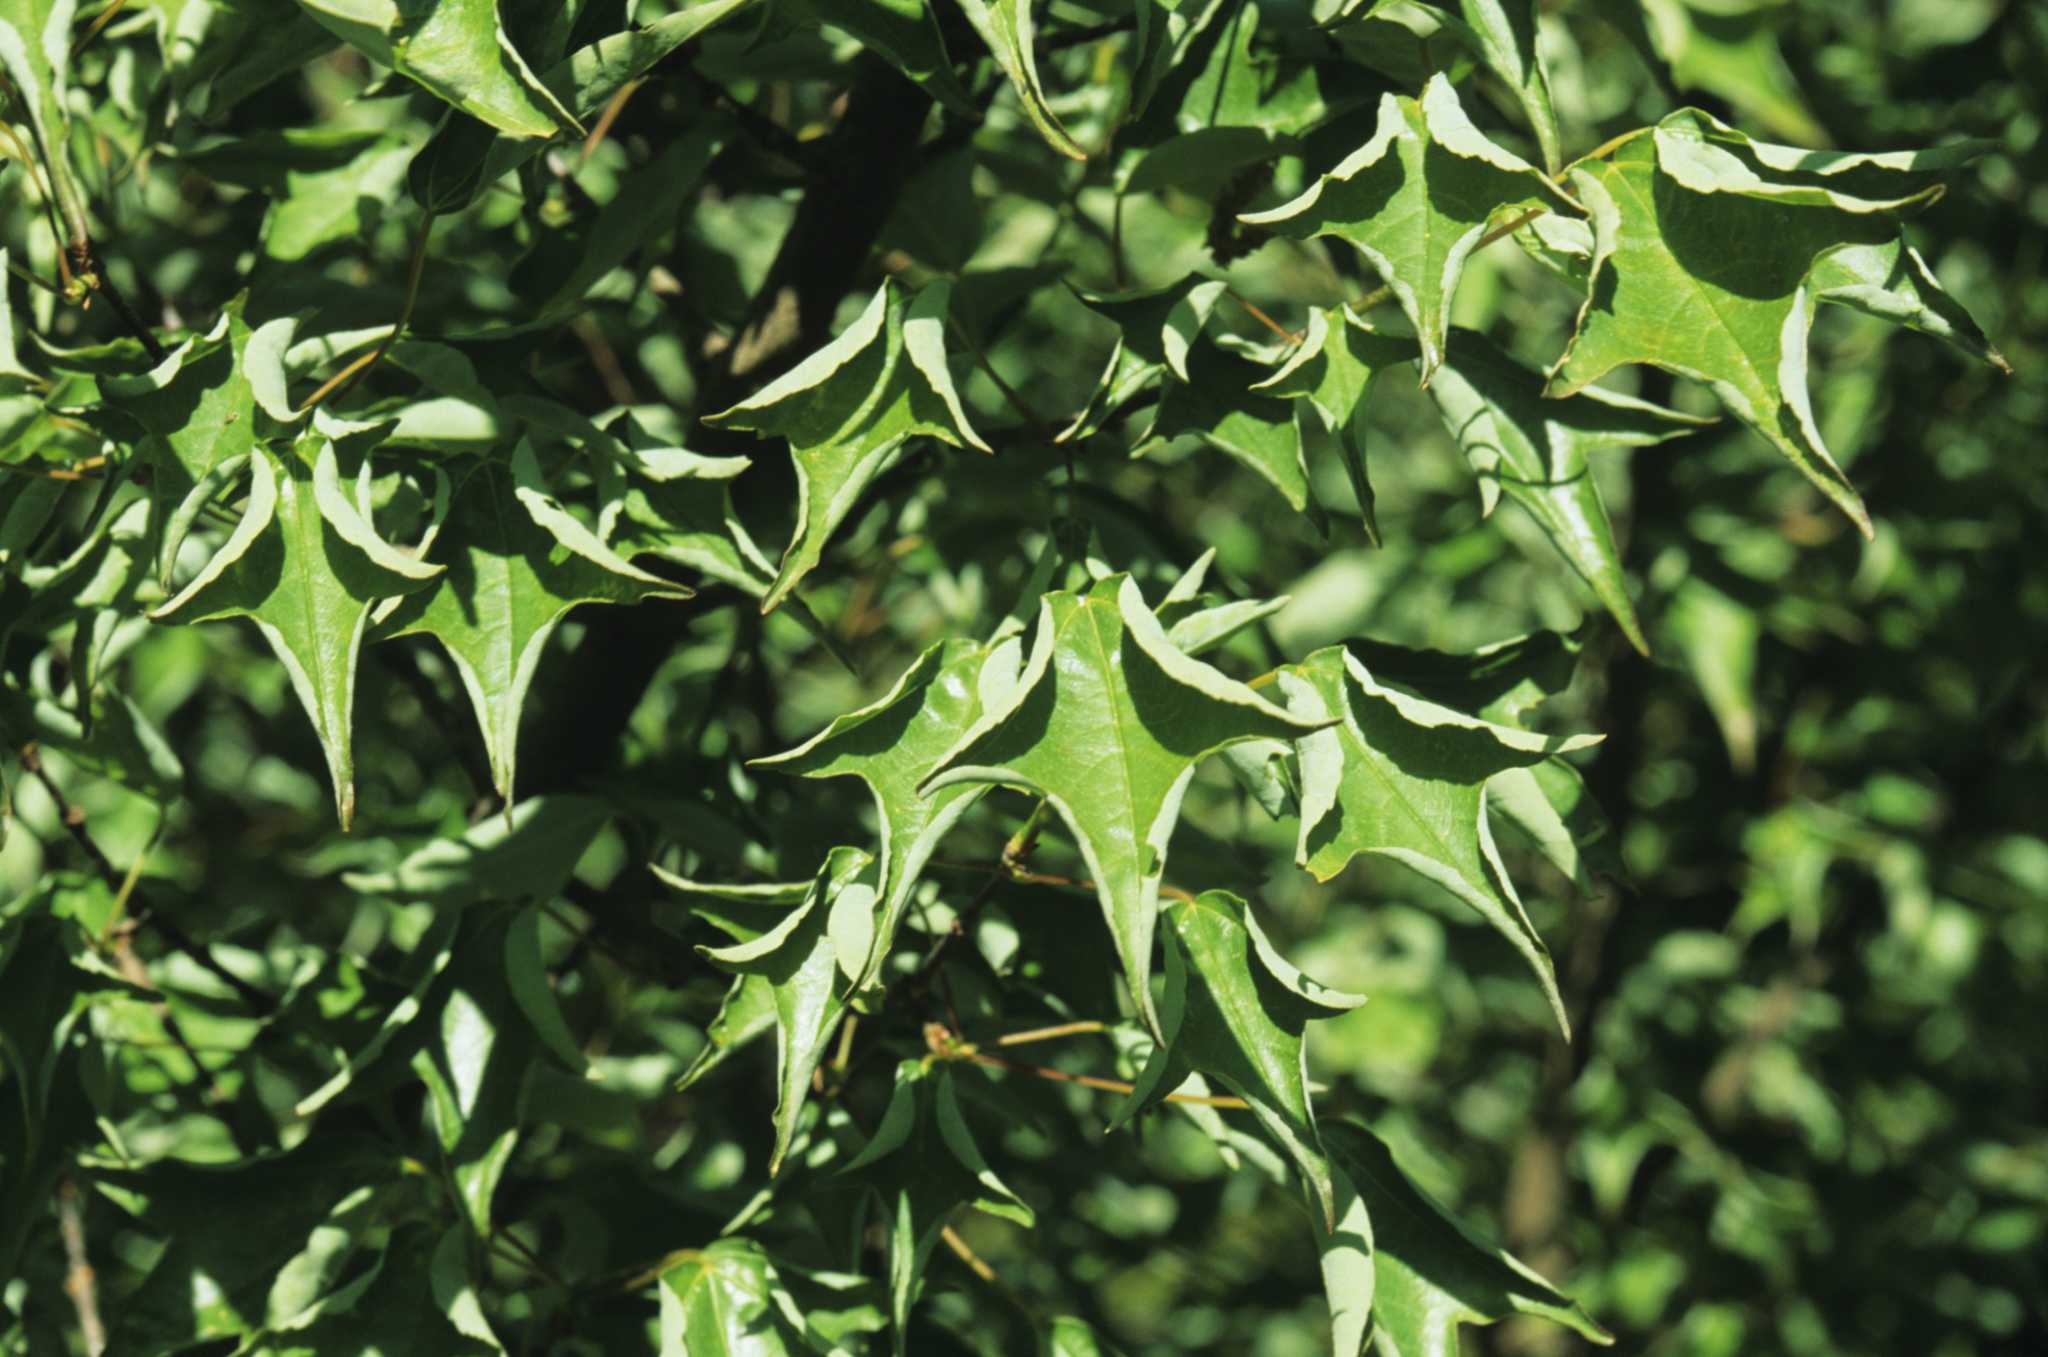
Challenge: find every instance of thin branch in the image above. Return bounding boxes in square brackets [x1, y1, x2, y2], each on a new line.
[57, 1178, 105, 1357]
[940, 1224, 998, 1282]
[297, 214, 434, 412]
[994, 1020, 1106, 1047]
[968, 1050, 1249, 1108]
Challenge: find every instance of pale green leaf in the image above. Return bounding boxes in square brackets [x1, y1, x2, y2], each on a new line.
[1244, 75, 1569, 379]
[1120, 890, 1363, 1226]
[924, 574, 1328, 1034]
[1281, 646, 1597, 1036]
[659, 1238, 814, 1357]
[1324, 1120, 1611, 1354]
[1427, 328, 1712, 655]
[149, 438, 434, 827]
[1457, 0, 1562, 172]
[954, 0, 1087, 160]
[293, 0, 570, 138]
[1544, 118, 1998, 537]
[377, 456, 687, 801]
[1253, 308, 1417, 542]
[840, 1061, 1032, 1349]
[707, 281, 987, 612]
[681, 847, 875, 1173]
[753, 636, 1005, 987]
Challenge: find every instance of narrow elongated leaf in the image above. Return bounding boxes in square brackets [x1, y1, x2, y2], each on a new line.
[1280, 647, 1597, 1035]
[954, 0, 1086, 160]
[753, 636, 1006, 986]
[1548, 117, 2000, 536]
[1324, 1121, 1610, 1354]
[378, 453, 688, 801]
[707, 281, 988, 612]
[1427, 329, 1713, 654]
[924, 575, 1328, 1033]
[0, 1, 76, 172]
[149, 438, 438, 827]
[1244, 75, 1571, 380]
[1457, 0, 1562, 172]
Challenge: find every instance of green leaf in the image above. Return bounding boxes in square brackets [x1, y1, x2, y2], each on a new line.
[378, 449, 688, 802]
[1119, 890, 1364, 1226]
[1044, 1315, 1130, 1357]
[706, 281, 988, 612]
[1456, 0, 1562, 173]
[1324, 1120, 1611, 1354]
[1066, 277, 1225, 443]
[840, 1061, 1033, 1349]
[293, 0, 572, 138]
[681, 846, 875, 1173]
[149, 435, 439, 827]
[408, 0, 759, 211]
[659, 1238, 817, 1357]
[954, 0, 1087, 160]
[753, 636, 1006, 987]
[342, 795, 611, 906]
[1254, 307, 1419, 543]
[1150, 338, 1318, 526]
[801, 0, 979, 117]
[1426, 328, 1713, 655]
[1547, 118, 1998, 536]
[0, 1, 76, 178]
[1278, 646, 1597, 1035]
[1243, 74, 1569, 380]
[924, 574, 1328, 1034]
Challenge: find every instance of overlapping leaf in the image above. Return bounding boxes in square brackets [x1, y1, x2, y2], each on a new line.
[149, 432, 440, 827]
[1322, 1120, 1610, 1356]
[923, 574, 1328, 1033]
[1245, 74, 1572, 380]
[377, 443, 690, 802]
[753, 635, 1012, 987]
[1427, 328, 1713, 654]
[1115, 890, 1364, 1226]
[839, 1060, 1033, 1350]
[293, 0, 572, 138]
[1253, 307, 1418, 542]
[1276, 646, 1597, 1035]
[669, 846, 876, 1173]
[706, 281, 988, 613]
[1548, 113, 2002, 535]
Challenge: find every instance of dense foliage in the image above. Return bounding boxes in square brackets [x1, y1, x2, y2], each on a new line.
[2, 1, 2043, 1354]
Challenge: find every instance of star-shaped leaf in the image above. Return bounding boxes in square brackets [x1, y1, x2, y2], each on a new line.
[1115, 890, 1364, 1227]
[149, 433, 439, 827]
[840, 1061, 1033, 1351]
[1322, 1120, 1610, 1356]
[954, 0, 1086, 160]
[706, 280, 988, 612]
[1243, 74, 1571, 380]
[1455, 0, 1562, 173]
[1149, 338, 1319, 527]
[672, 847, 875, 1174]
[923, 575, 1329, 1033]
[378, 443, 690, 803]
[1276, 646, 1597, 1035]
[1253, 307, 1419, 543]
[1428, 328, 1714, 655]
[752, 635, 1014, 987]
[1546, 115, 2002, 536]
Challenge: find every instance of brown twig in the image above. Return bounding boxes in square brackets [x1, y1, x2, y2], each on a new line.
[297, 214, 434, 412]
[967, 1050, 1248, 1108]
[581, 78, 644, 163]
[57, 1178, 105, 1356]
[1229, 290, 1302, 345]
[994, 1020, 1106, 1047]
[941, 1224, 999, 1282]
